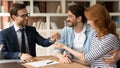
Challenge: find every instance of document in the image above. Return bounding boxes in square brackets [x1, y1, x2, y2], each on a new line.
[26, 59, 59, 67]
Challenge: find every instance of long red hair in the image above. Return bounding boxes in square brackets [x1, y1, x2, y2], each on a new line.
[85, 4, 118, 38]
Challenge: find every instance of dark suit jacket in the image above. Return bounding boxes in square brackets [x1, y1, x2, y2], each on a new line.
[0, 26, 52, 59]
[117, 60, 120, 68]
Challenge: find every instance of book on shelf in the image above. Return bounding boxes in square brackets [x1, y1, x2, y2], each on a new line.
[26, 5, 30, 13]
[42, 23, 47, 29]
[0, 6, 1, 12]
[32, 22, 36, 27]
[32, 20, 47, 30]
[32, 22, 39, 29]
[13, 1, 24, 4]
[36, 20, 41, 29]
[56, 5, 61, 13]
[0, 6, 5, 13]
[3, 21, 57, 30]
[39, 21, 47, 29]
[4, 21, 13, 29]
[34, 5, 40, 13]
[68, 1, 77, 7]
[50, 22, 58, 29]
[39, 21, 43, 29]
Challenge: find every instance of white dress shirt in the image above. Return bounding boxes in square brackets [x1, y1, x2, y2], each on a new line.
[13, 23, 29, 53]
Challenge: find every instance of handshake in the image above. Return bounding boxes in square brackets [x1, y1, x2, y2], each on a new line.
[50, 32, 61, 43]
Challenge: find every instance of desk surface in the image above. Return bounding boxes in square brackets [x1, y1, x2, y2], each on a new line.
[23, 56, 89, 68]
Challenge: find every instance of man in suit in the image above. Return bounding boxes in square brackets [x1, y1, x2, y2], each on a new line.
[0, 3, 60, 62]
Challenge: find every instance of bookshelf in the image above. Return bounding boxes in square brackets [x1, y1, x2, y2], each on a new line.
[0, 0, 120, 56]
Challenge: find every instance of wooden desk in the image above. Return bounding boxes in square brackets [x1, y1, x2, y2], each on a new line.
[23, 56, 89, 68]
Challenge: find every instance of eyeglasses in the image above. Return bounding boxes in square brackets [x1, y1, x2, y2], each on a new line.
[17, 13, 30, 18]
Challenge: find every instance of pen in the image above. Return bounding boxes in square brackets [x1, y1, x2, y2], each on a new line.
[47, 61, 53, 64]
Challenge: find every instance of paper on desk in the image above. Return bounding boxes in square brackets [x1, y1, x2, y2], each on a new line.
[26, 59, 59, 67]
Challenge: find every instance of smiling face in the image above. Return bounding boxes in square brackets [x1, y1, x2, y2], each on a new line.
[66, 10, 80, 27]
[84, 7, 98, 30]
[87, 19, 96, 29]
[13, 8, 29, 28]
[84, 4, 118, 38]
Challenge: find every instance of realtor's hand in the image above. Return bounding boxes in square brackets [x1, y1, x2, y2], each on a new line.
[50, 32, 60, 43]
[20, 53, 36, 62]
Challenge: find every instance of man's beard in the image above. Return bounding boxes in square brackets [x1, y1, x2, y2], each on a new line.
[67, 22, 76, 27]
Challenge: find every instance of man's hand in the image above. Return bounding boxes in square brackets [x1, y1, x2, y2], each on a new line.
[50, 32, 60, 43]
[20, 53, 36, 62]
[103, 50, 120, 66]
[53, 43, 66, 49]
[59, 54, 72, 64]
